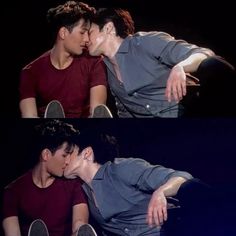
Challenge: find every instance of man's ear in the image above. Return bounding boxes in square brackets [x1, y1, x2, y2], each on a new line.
[103, 22, 115, 35]
[41, 148, 51, 161]
[58, 26, 68, 40]
[82, 147, 94, 161]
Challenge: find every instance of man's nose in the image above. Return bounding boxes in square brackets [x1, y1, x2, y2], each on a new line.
[85, 41, 91, 48]
[83, 32, 89, 42]
[65, 156, 71, 165]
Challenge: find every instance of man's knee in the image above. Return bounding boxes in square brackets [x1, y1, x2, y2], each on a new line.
[193, 56, 236, 115]
[196, 56, 235, 80]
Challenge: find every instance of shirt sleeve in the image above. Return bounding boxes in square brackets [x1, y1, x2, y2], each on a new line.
[19, 65, 37, 100]
[72, 179, 88, 206]
[89, 56, 107, 88]
[137, 31, 215, 67]
[115, 158, 193, 192]
[2, 185, 19, 219]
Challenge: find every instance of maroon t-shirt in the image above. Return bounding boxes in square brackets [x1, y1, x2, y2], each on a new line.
[19, 51, 107, 117]
[2, 170, 87, 236]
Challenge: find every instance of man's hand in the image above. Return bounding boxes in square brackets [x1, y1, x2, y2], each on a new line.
[146, 189, 167, 227]
[165, 65, 187, 102]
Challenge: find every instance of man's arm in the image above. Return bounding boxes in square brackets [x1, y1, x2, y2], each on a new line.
[89, 85, 107, 116]
[2, 216, 21, 236]
[174, 52, 211, 73]
[165, 52, 213, 102]
[19, 98, 38, 118]
[146, 176, 187, 227]
[71, 203, 89, 236]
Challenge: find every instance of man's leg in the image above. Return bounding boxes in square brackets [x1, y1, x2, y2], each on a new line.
[175, 178, 234, 236]
[194, 56, 236, 116]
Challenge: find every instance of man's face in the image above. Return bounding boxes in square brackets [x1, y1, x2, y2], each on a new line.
[46, 142, 73, 177]
[64, 145, 84, 179]
[87, 23, 106, 56]
[63, 19, 90, 55]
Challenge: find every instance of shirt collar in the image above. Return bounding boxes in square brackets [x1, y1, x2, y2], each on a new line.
[93, 161, 111, 180]
[116, 35, 132, 53]
[103, 36, 131, 65]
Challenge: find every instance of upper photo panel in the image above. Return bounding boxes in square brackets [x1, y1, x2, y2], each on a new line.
[2, 0, 235, 117]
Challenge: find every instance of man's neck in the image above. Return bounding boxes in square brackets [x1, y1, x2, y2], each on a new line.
[83, 163, 101, 186]
[50, 44, 73, 70]
[32, 165, 55, 188]
[105, 37, 123, 59]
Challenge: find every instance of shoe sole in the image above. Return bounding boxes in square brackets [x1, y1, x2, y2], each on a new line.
[92, 105, 113, 118]
[28, 219, 49, 236]
[44, 100, 65, 118]
[77, 224, 97, 236]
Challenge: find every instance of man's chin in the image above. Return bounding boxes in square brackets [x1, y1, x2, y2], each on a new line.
[87, 49, 98, 56]
[64, 172, 76, 179]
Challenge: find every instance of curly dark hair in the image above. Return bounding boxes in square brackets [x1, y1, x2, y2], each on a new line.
[47, 1, 95, 42]
[33, 119, 80, 158]
[75, 128, 120, 164]
[91, 8, 135, 38]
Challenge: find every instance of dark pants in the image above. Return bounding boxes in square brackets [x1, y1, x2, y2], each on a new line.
[165, 178, 236, 236]
[182, 56, 236, 117]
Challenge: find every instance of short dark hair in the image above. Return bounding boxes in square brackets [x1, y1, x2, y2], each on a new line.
[33, 119, 80, 159]
[76, 129, 120, 164]
[47, 1, 95, 41]
[91, 8, 135, 38]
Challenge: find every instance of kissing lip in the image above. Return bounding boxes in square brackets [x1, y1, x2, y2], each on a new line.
[81, 43, 89, 48]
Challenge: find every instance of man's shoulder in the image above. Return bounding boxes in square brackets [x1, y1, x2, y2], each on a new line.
[109, 158, 150, 179]
[112, 157, 149, 170]
[22, 51, 50, 70]
[132, 31, 174, 42]
[113, 157, 136, 164]
[4, 170, 32, 191]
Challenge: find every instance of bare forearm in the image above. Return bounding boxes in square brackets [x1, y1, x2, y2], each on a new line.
[156, 176, 187, 197]
[175, 53, 211, 73]
[3, 216, 21, 236]
[71, 220, 87, 236]
[20, 98, 39, 118]
[89, 85, 107, 115]
[71, 204, 89, 236]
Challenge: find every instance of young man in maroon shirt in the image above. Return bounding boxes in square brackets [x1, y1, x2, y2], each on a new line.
[19, 1, 107, 118]
[2, 120, 96, 236]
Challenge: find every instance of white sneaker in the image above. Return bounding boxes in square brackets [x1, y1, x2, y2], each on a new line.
[91, 104, 113, 118]
[28, 219, 49, 236]
[77, 224, 97, 236]
[44, 100, 65, 118]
